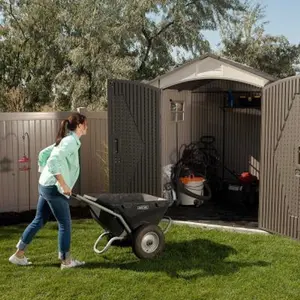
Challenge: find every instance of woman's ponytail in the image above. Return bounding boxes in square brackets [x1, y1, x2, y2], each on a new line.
[55, 119, 69, 146]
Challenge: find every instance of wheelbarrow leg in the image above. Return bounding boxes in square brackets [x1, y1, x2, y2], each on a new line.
[161, 216, 173, 234]
[93, 231, 126, 254]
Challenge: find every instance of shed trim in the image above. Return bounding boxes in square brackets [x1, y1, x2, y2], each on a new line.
[148, 53, 276, 90]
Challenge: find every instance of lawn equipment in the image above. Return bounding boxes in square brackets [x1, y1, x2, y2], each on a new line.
[170, 135, 219, 207]
[223, 172, 259, 210]
[170, 135, 259, 209]
[71, 193, 172, 259]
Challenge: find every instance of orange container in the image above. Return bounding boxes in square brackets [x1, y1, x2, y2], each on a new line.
[180, 176, 205, 185]
[178, 175, 205, 206]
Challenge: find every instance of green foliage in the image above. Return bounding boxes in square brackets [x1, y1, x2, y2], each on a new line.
[1, 0, 299, 111]
[0, 0, 66, 110]
[219, 1, 300, 78]
[134, 0, 247, 79]
[0, 0, 246, 111]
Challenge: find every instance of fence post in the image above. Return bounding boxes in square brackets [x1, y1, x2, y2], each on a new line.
[77, 107, 87, 114]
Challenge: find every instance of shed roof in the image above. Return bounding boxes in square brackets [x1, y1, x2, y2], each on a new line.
[148, 53, 277, 90]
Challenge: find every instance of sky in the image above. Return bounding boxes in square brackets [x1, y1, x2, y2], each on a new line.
[204, 0, 300, 50]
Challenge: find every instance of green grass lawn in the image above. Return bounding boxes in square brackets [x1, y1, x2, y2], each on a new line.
[1, 219, 300, 300]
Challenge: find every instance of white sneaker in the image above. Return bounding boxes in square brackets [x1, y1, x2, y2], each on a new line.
[9, 254, 32, 266]
[60, 259, 85, 270]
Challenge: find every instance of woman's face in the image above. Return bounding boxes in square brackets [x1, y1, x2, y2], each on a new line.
[78, 120, 88, 136]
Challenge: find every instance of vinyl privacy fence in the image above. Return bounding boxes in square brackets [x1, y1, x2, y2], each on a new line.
[0, 109, 108, 213]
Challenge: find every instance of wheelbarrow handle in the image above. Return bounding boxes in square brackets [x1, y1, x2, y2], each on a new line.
[71, 193, 96, 203]
[71, 193, 83, 201]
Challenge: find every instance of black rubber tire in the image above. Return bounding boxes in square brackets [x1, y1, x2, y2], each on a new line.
[132, 224, 165, 259]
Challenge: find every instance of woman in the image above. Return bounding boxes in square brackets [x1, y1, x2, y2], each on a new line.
[9, 112, 88, 269]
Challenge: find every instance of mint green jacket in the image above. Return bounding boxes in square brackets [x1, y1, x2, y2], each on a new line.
[38, 132, 81, 197]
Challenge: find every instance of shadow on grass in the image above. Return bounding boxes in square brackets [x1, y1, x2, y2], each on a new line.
[82, 238, 270, 279]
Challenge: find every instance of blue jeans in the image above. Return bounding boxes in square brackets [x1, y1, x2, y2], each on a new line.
[17, 184, 71, 260]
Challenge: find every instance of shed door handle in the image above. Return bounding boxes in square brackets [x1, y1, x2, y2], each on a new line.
[114, 139, 119, 154]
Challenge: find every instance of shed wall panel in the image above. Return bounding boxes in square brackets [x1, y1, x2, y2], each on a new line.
[191, 80, 262, 179]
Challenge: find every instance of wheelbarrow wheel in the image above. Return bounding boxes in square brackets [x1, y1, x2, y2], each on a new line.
[132, 224, 165, 259]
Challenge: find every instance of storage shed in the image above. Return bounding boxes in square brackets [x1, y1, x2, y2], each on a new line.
[149, 54, 275, 174]
[107, 54, 300, 239]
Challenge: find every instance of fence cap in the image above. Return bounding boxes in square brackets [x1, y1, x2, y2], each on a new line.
[77, 107, 88, 113]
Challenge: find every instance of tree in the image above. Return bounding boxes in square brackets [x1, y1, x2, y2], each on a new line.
[51, 0, 137, 110]
[128, 0, 246, 79]
[52, 0, 248, 107]
[0, 0, 247, 111]
[0, 0, 66, 110]
[219, 1, 300, 78]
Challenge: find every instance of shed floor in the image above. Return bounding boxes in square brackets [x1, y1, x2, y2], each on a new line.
[166, 200, 259, 229]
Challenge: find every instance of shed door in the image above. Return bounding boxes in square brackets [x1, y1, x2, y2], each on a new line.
[260, 78, 300, 239]
[107, 80, 161, 196]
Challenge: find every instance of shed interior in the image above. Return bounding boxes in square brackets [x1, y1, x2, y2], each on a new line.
[161, 79, 263, 225]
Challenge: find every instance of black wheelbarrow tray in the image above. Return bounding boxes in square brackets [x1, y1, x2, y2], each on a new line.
[72, 193, 172, 259]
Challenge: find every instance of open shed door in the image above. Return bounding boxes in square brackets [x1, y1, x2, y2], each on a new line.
[107, 80, 161, 196]
[260, 77, 300, 239]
